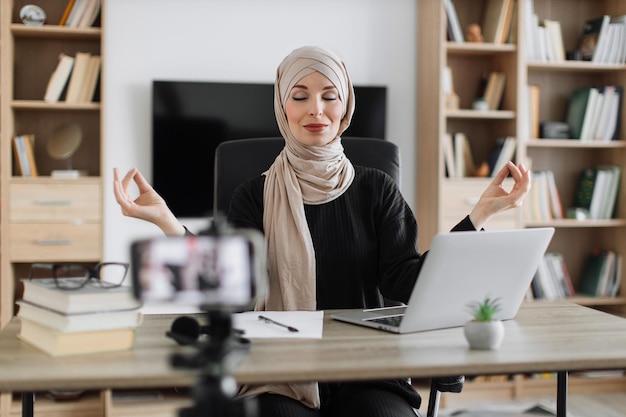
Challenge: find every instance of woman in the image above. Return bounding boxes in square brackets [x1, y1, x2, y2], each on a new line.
[114, 46, 530, 417]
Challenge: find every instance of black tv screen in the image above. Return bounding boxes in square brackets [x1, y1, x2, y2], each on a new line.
[152, 80, 387, 218]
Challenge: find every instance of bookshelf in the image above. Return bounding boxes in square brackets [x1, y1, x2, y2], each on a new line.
[418, 0, 626, 403]
[0, 1, 105, 414]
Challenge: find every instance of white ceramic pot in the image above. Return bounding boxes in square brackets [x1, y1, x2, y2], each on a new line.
[464, 320, 504, 350]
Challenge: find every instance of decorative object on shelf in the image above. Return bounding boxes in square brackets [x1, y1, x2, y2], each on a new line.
[46, 123, 85, 178]
[465, 23, 484, 42]
[464, 296, 504, 350]
[472, 97, 489, 111]
[19, 4, 46, 26]
[443, 66, 460, 110]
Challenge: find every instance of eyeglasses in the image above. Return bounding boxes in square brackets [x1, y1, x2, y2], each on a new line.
[28, 262, 130, 290]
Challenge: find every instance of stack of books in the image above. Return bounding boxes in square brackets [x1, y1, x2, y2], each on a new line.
[43, 52, 101, 103]
[17, 277, 143, 356]
[59, 0, 101, 28]
[566, 85, 623, 142]
[572, 165, 622, 220]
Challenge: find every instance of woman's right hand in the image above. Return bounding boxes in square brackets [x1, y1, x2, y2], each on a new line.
[113, 167, 186, 236]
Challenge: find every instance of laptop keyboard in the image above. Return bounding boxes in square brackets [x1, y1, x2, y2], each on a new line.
[368, 315, 404, 327]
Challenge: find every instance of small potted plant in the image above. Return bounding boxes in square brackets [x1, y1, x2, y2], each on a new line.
[464, 296, 504, 350]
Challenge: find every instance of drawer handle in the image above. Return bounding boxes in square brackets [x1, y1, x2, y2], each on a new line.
[465, 197, 479, 206]
[36, 239, 73, 246]
[35, 199, 73, 206]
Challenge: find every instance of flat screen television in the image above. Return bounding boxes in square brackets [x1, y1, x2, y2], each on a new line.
[152, 80, 387, 218]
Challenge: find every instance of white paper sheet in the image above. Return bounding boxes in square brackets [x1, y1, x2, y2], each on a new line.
[233, 310, 324, 339]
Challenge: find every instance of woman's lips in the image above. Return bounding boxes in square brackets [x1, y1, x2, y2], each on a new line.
[304, 124, 327, 133]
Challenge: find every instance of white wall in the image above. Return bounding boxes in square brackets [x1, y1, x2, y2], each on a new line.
[104, 0, 417, 262]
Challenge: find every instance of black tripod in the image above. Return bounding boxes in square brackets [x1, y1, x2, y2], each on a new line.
[171, 310, 258, 417]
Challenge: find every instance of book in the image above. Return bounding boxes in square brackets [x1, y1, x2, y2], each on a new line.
[16, 300, 142, 333]
[579, 249, 607, 296]
[43, 53, 75, 103]
[21, 278, 142, 315]
[77, 54, 101, 102]
[489, 136, 516, 177]
[22, 134, 38, 177]
[572, 167, 597, 212]
[579, 87, 600, 141]
[481, 0, 513, 44]
[64, 52, 91, 103]
[77, 0, 101, 28]
[545, 170, 564, 219]
[612, 15, 626, 64]
[12, 134, 37, 177]
[444, 0, 464, 42]
[528, 85, 540, 138]
[443, 133, 456, 178]
[579, 15, 610, 62]
[12, 135, 28, 176]
[566, 87, 591, 140]
[543, 19, 565, 62]
[483, 71, 506, 110]
[65, 0, 90, 28]
[18, 318, 136, 356]
[59, 0, 76, 25]
[453, 132, 476, 177]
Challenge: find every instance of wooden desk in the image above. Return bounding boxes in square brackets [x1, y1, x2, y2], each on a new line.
[2, 302, 626, 416]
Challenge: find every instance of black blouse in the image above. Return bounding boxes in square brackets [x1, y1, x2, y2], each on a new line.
[227, 165, 476, 310]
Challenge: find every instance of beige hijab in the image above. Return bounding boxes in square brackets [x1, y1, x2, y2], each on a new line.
[243, 46, 356, 409]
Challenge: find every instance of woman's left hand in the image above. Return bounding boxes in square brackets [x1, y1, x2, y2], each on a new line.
[469, 161, 531, 230]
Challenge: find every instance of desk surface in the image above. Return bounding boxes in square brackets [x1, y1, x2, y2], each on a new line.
[1, 302, 626, 392]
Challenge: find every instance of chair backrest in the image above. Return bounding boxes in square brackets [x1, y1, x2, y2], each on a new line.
[213, 137, 400, 215]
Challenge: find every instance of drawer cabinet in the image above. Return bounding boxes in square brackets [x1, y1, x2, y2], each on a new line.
[440, 179, 517, 232]
[10, 182, 101, 222]
[8, 179, 102, 262]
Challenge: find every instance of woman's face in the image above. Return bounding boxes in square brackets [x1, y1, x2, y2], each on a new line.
[285, 71, 343, 146]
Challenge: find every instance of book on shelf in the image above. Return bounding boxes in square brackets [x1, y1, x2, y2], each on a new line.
[528, 85, 540, 138]
[486, 136, 516, 177]
[16, 300, 143, 333]
[579, 15, 610, 62]
[523, 0, 538, 61]
[452, 132, 477, 178]
[43, 53, 75, 103]
[65, 52, 92, 103]
[444, 0, 464, 42]
[21, 277, 142, 315]
[59, 0, 76, 25]
[18, 318, 136, 356]
[532, 253, 574, 300]
[481, 0, 514, 44]
[443, 133, 456, 178]
[568, 86, 623, 142]
[77, 54, 101, 102]
[542, 19, 565, 62]
[527, 170, 563, 222]
[77, 0, 101, 28]
[64, 0, 100, 28]
[12, 134, 38, 177]
[482, 71, 506, 111]
[566, 87, 591, 140]
[571, 165, 621, 220]
[611, 15, 626, 64]
[579, 249, 622, 298]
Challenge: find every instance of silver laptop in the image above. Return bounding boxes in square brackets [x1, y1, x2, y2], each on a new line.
[331, 227, 555, 333]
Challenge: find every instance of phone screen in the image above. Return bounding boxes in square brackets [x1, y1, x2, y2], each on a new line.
[131, 235, 255, 308]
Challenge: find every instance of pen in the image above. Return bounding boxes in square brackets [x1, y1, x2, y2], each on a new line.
[258, 315, 299, 332]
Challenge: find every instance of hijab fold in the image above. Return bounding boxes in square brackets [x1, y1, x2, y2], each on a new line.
[239, 46, 356, 409]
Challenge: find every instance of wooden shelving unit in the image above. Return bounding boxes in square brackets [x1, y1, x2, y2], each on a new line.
[0, 1, 106, 416]
[417, 0, 626, 402]
[0, 1, 105, 329]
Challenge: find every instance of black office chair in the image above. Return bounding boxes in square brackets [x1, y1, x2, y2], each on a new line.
[213, 137, 400, 215]
[213, 137, 464, 417]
